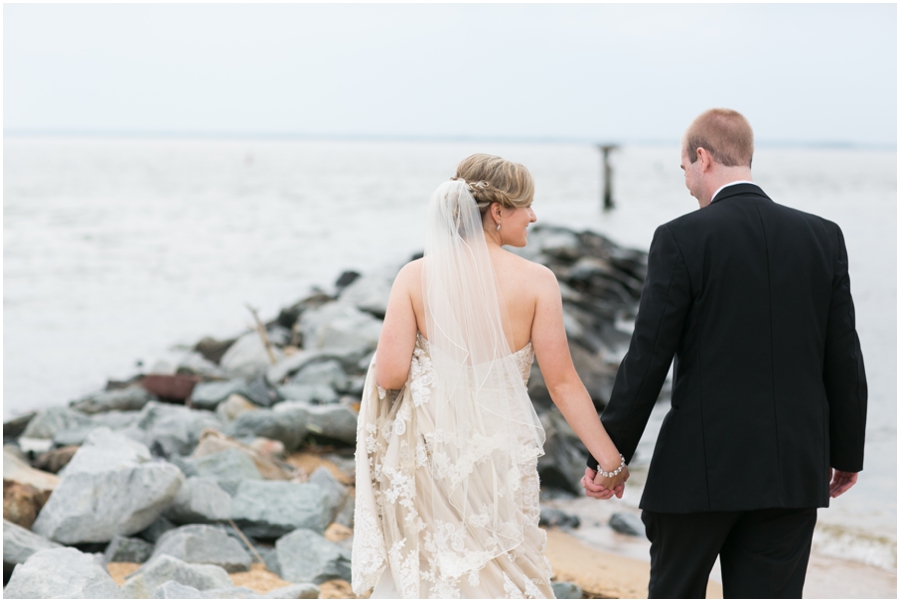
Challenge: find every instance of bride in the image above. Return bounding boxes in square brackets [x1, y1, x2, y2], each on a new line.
[352, 154, 628, 598]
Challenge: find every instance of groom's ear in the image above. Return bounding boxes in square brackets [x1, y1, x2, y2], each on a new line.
[696, 147, 714, 172]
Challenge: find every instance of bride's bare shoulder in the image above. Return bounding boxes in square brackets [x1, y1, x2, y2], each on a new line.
[393, 258, 424, 291]
[499, 250, 559, 294]
[506, 249, 555, 276]
[400, 257, 424, 276]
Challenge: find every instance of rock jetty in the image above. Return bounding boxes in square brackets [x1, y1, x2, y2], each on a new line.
[2, 224, 647, 597]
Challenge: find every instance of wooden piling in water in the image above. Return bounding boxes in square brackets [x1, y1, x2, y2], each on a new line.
[598, 144, 618, 211]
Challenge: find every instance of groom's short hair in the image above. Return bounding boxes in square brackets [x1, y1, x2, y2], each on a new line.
[684, 108, 754, 168]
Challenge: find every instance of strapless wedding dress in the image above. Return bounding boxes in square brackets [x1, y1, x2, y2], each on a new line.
[352, 335, 554, 599]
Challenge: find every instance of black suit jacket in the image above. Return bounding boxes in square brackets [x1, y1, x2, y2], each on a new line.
[588, 183, 867, 513]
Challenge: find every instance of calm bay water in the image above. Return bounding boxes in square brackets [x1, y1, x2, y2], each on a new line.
[4, 137, 896, 566]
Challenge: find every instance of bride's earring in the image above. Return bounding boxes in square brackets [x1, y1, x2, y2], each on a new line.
[496, 222, 501, 231]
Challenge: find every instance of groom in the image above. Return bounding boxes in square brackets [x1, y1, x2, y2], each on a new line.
[583, 108, 867, 598]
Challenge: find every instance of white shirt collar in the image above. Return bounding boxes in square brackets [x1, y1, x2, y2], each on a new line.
[711, 180, 756, 203]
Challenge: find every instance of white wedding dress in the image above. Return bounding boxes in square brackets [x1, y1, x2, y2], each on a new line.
[352, 181, 553, 599]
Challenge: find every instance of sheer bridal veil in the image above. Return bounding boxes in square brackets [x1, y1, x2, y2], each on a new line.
[420, 179, 545, 573]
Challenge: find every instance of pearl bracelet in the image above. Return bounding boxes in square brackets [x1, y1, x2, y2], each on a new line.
[596, 454, 626, 478]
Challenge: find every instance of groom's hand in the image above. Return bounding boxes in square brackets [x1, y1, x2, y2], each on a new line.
[829, 468, 859, 498]
[581, 467, 626, 500]
[582, 467, 613, 499]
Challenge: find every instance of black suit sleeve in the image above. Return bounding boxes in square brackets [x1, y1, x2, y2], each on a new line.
[588, 224, 693, 469]
[823, 226, 867, 472]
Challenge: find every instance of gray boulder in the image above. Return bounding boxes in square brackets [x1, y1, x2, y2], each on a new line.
[262, 583, 320, 599]
[527, 342, 616, 411]
[21, 407, 94, 440]
[539, 507, 581, 529]
[300, 302, 382, 360]
[32, 427, 185, 544]
[150, 524, 252, 573]
[52, 425, 143, 476]
[344, 376, 366, 396]
[119, 401, 223, 458]
[191, 380, 250, 410]
[4, 547, 121, 599]
[308, 467, 348, 524]
[290, 360, 348, 392]
[70, 385, 155, 414]
[337, 273, 392, 318]
[169, 455, 200, 478]
[47, 412, 140, 448]
[333, 491, 355, 529]
[180, 448, 263, 495]
[104, 534, 154, 563]
[151, 580, 205, 599]
[511, 225, 581, 262]
[266, 350, 319, 385]
[191, 377, 279, 410]
[301, 403, 358, 445]
[551, 581, 584, 599]
[357, 351, 375, 372]
[276, 384, 338, 405]
[121, 553, 233, 599]
[51, 426, 97, 448]
[241, 376, 282, 408]
[609, 512, 646, 538]
[267, 348, 360, 387]
[230, 481, 329, 539]
[220, 331, 283, 379]
[177, 351, 232, 380]
[91, 409, 142, 430]
[275, 528, 351, 584]
[226, 409, 308, 452]
[138, 515, 178, 544]
[537, 409, 590, 494]
[3, 518, 62, 567]
[165, 476, 232, 524]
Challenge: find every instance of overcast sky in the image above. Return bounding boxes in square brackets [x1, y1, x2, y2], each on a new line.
[4, 3, 897, 146]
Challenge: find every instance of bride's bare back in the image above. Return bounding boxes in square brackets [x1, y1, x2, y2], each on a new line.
[399, 246, 540, 353]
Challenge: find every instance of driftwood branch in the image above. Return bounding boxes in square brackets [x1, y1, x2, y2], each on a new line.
[245, 303, 278, 365]
[226, 518, 269, 569]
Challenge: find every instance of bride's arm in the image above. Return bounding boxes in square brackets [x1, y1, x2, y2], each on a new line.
[530, 265, 626, 489]
[374, 263, 419, 390]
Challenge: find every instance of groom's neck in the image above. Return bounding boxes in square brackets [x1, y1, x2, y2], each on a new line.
[701, 165, 753, 207]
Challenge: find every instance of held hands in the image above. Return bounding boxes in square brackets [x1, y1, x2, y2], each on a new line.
[581, 465, 629, 500]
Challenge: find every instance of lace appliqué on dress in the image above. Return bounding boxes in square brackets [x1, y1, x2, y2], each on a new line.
[409, 337, 435, 407]
[353, 342, 552, 599]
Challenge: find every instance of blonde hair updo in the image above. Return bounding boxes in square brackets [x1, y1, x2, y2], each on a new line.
[451, 154, 534, 216]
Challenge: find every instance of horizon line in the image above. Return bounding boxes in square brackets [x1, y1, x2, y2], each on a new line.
[3, 128, 896, 151]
